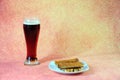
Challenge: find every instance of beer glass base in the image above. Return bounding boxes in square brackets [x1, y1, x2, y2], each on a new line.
[24, 59, 40, 65]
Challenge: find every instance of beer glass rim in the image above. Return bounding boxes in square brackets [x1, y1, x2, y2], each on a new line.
[23, 18, 40, 25]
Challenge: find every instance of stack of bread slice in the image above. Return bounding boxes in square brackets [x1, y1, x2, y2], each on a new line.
[55, 58, 83, 72]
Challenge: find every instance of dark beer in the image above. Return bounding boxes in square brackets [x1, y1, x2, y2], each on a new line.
[23, 19, 40, 65]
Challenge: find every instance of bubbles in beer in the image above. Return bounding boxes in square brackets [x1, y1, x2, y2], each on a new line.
[24, 18, 40, 25]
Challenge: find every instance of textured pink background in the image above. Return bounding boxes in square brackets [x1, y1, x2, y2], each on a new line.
[0, 0, 120, 80]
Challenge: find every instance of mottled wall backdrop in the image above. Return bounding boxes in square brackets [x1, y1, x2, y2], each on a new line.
[0, 0, 120, 61]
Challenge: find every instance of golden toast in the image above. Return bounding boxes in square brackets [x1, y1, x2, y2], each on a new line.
[55, 58, 83, 72]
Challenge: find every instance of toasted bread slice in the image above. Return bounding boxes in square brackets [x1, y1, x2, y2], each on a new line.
[55, 58, 83, 69]
[55, 58, 79, 65]
[57, 61, 83, 69]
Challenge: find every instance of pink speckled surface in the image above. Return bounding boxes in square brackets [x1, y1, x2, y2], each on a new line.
[0, 0, 120, 80]
[0, 53, 120, 80]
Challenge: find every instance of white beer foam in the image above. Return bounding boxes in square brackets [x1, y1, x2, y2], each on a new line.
[24, 18, 40, 25]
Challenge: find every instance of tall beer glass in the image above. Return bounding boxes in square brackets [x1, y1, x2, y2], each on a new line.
[23, 18, 40, 65]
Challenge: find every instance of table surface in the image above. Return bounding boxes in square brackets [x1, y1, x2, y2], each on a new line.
[0, 50, 120, 80]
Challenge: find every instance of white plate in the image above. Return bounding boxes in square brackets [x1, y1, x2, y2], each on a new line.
[48, 60, 89, 74]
